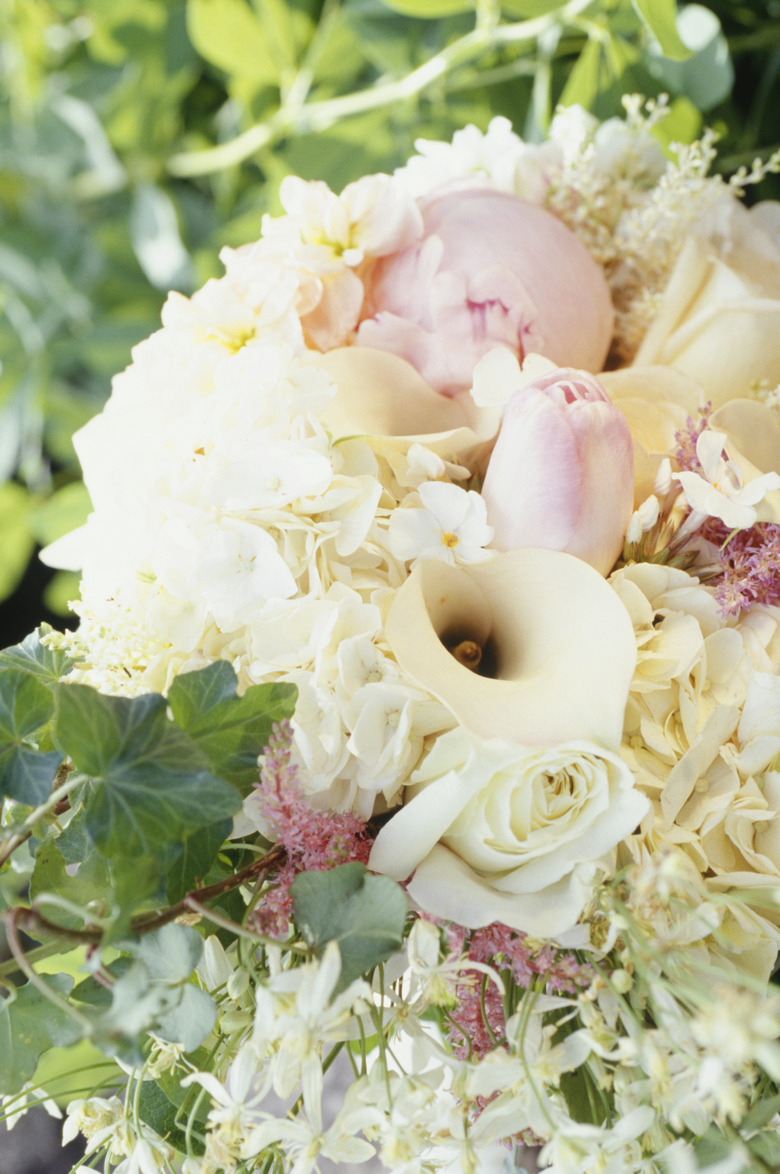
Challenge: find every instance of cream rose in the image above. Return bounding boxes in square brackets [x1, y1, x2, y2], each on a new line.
[369, 728, 649, 937]
[634, 201, 780, 407]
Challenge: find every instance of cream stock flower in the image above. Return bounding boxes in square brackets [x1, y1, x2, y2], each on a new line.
[370, 728, 648, 937]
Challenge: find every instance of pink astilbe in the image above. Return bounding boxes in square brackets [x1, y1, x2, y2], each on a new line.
[674, 409, 780, 615]
[442, 921, 592, 1062]
[249, 721, 372, 938]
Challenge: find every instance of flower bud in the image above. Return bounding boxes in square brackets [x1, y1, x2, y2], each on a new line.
[481, 368, 634, 576]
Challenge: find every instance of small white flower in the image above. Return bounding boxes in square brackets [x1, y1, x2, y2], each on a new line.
[626, 495, 660, 543]
[675, 429, 780, 529]
[388, 481, 493, 566]
[113, 1134, 174, 1174]
[1, 1085, 62, 1130]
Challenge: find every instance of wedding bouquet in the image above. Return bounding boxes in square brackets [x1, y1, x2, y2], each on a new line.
[3, 97, 780, 1174]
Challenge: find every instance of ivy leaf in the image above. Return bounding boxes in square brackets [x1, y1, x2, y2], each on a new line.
[292, 863, 407, 990]
[0, 974, 82, 1095]
[167, 661, 296, 791]
[130, 923, 205, 984]
[0, 627, 73, 685]
[0, 669, 62, 805]
[155, 984, 217, 1052]
[30, 841, 111, 930]
[164, 819, 232, 904]
[54, 683, 241, 858]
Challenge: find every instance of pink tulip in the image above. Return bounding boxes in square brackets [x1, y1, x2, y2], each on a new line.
[356, 189, 614, 396]
[480, 369, 634, 576]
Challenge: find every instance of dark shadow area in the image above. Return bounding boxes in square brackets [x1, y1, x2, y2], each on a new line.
[0, 554, 68, 652]
[0, 1108, 85, 1174]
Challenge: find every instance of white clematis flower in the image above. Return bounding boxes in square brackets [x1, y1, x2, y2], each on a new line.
[675, 429, 780, 530]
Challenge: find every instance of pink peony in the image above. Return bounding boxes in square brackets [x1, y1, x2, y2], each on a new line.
[356, 189, 614, 396]
[480, 368, 634, 576]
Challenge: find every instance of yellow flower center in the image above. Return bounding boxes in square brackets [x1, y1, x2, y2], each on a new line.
[442, 532, 459, 548]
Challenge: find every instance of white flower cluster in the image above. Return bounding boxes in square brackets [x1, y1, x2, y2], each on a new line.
[612, 561, 780, 973]
[51, 206, 500, 811]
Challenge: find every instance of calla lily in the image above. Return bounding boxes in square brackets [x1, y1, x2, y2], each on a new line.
[383, 548, 636, 751]
[305, 346, 500, 459]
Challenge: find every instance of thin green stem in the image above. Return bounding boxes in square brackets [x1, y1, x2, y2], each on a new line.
[0, 767, 82, 867]
[167, 0, 594, 177]
[3, 907, 92, 1030]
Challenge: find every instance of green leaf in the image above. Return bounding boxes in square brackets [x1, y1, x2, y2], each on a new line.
[632, 0, 690, 60]
[0, 974, 82, 1095]
[54, 684, 241, 857]
[139, 1062, 210, 1154]
[155, 983, 217, 1052]
[645, 3, 733, 111]
[165, 819, 232, 904]
[27, 482, 92, 548]
[0, 627, 72, 685]
[138, 1081, 203, 1156]
[501, 0, 569, 14]
[0, 482, 35, 604]
[167, 660, 296, 791]
[186, 0, 281, 84]
[378, 0, 473, 14]
[292, 863, 407, 989]
[0, 669, 62, 805]
[740, 1094, 780, 1133]
[558, 36, 603, 110]
[30, 841, 112, 930]
[131, 923, 205, 984]
[750, 1130, 780, 1167]
[130, 182, 193, 291]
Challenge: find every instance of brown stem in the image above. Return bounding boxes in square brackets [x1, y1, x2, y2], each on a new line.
[6, 844, 286, 948]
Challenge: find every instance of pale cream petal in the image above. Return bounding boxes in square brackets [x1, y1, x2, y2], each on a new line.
[304, 346, 501, 458]
[406, 844, 599, 936]
[384, 549, 636, 750]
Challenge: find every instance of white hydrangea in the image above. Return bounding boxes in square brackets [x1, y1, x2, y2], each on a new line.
[395, 115, 561, 202]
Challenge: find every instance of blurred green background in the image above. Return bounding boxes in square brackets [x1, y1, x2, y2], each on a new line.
[1, 0, 778, 647]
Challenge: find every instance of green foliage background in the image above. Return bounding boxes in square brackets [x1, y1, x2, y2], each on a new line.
[0, 0, 778, 637]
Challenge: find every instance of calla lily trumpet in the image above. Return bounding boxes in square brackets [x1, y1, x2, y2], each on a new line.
[384, 548, 636, 751]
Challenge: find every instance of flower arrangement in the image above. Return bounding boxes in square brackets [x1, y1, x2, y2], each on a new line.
[3, 98, 780, 1174]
